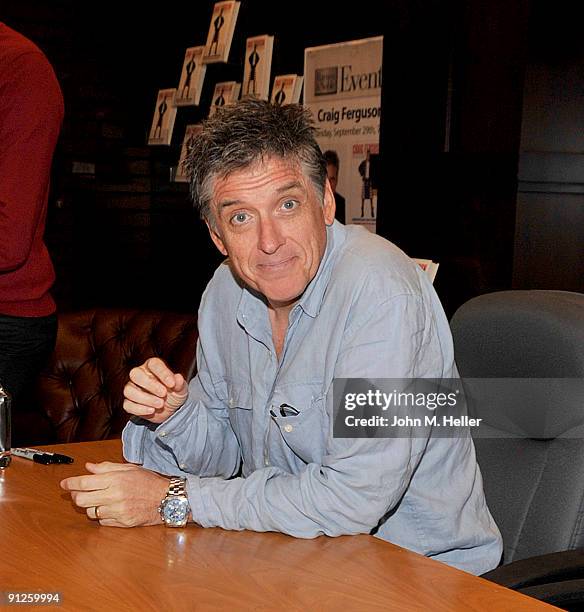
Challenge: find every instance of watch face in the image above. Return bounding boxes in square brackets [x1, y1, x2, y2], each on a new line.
[162, 497, 189, 524]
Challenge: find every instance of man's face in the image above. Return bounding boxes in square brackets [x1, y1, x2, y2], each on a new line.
[206, 156, 336, 311]
[326, 163, 338, 193]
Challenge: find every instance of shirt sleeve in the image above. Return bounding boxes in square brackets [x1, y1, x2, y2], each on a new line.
[0, 51, 63, 272]
[183, 294, 449, 536]
[122, 337, 241, 479]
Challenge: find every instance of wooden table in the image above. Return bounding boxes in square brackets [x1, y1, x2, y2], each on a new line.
[0, 440, 555, 611]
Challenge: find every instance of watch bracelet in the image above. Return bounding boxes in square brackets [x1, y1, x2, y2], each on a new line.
[167, 477, 187, 497]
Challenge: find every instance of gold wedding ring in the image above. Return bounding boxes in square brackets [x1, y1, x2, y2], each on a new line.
[95, 506, 101, 520]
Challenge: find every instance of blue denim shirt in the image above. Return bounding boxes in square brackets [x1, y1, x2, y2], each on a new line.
[123, 222, 502, 575]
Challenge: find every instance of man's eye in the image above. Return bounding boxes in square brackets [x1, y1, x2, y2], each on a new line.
[231, 212, 249, 224]
[282, 200, 298, 210]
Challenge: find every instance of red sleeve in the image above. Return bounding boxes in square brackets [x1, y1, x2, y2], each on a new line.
[0, 50, 64, 272]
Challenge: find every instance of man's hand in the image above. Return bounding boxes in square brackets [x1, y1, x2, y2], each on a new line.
[60, 462, 170, 527]
[123, 357, 188, 424]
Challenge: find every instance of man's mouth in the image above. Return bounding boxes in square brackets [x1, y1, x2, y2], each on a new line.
[257, 256, 296, 272]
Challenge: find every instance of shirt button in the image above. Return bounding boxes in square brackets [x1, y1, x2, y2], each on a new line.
[159, 431, 167, 437]
[229, 397, 234, 408]
[180, 464, 186, 470]
[284, 424, 293, 433]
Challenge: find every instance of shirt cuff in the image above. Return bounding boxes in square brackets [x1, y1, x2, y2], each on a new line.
[122, 418, 148, 463]
[122, 397, 198, 464]
[185, 474, 209, 527]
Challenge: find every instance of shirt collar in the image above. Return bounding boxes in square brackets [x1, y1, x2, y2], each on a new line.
[296, 221, 345, 318]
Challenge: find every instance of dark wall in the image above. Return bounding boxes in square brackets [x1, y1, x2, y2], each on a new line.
[377, 0, 533, 316]
[376, 0, 583, 316]
[513, 0, 584, 292]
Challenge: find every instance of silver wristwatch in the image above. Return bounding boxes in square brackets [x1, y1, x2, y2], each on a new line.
[158, 477, 191, 527]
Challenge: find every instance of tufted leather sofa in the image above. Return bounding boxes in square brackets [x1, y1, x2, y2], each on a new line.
[15, 308, 198, 446]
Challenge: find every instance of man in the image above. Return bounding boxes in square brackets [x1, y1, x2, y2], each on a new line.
[0, 23, 63, 426]
[324, 149, 346, 224]
[61, 99, 502, 575]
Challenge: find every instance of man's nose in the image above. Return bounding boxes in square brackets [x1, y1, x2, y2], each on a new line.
[257, 217, 284, 254]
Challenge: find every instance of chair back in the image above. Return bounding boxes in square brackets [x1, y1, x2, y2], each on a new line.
[35, 308, 198, 443]
[450, 290, 584, 563]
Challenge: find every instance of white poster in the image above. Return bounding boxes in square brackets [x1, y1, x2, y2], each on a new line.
[304, 37, 382, 232]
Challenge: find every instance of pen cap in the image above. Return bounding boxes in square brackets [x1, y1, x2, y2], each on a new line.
[0, 385, 11, 468]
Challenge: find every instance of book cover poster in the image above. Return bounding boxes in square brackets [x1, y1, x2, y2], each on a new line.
[241, 35, 274, 100]
[148, 88, 177, 146]
[176, 46, 207, 107]
[208, 81, 241, 117]
[304, 37, 382, 232]
[175, 124, 203, 183]
[202, 1, 240, 64]
[270, 74, 304, 106]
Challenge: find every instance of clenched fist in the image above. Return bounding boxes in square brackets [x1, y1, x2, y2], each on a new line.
[123, 357, 188, 424]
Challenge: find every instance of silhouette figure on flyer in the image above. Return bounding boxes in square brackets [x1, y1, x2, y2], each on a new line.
[246, 44, 260, 95]
[274, 81, 286, 106]
[153, 95, 168, 139]
[180, 52, 196, 100]
[214, 87, 226, 108]
[210, 9, 225, 56]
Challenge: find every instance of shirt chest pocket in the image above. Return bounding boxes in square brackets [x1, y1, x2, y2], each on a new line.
[269, 383, 328, 465]
[217, 382, 254, 456]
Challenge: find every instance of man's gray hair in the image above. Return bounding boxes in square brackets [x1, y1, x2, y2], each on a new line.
[185, 98, 327, 224]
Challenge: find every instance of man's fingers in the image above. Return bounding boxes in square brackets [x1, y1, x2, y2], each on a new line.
[60, 473, 110, 492]
[122, 400, 168, 423]
[145, 357, 177, 388]
[167, 374, 188, 407]
[86, 506, 123, 527]
[74, 491, 111, 509]
[128, 368, 168, 397]
[85, 461, 139, 474]
[97, 518, 127, 528]
[123, 398, 156, 417]
[87, 506, 100, 520]
[124, 382, 166, 409]
[173, 373, 186, 393]
[126, 359, 184, 399]
[60, 463, 137, 492]
[123, 360, 187, 421]
[65, 466, 169, 528]
[88, 500, 150, 528]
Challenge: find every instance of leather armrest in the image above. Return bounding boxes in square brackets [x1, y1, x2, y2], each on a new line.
[519, 578, 584, 609]
[482, 549, 584, 590]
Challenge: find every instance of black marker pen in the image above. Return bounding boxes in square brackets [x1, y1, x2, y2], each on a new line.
[12, 448, 73, 464]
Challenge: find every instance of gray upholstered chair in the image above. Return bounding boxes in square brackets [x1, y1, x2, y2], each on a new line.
[450, 289, 584, 609]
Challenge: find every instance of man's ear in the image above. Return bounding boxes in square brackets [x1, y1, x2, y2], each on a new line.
[205, 219, 228, 256]
[323, 180, 336, 226]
